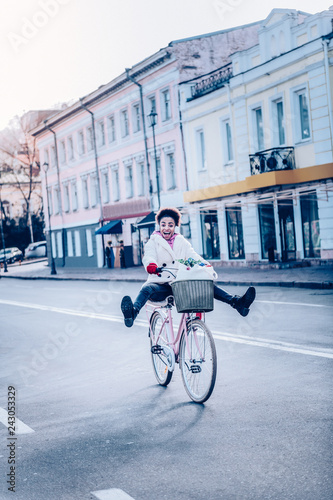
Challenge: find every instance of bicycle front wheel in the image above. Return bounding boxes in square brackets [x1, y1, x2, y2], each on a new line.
[179, 319, 217, 403]
[150, 311, 173, 386]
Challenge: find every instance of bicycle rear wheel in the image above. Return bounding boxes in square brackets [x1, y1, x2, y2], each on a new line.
[150, 311, 173, 386]
[179, 319, 217, 403]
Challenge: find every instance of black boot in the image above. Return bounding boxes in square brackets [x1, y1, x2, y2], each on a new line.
[121, 296, 139, 327]
[231, 287, 256, 317]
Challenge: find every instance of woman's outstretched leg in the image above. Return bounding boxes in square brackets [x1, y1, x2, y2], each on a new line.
[121, 283, 172, 327]
[214, 285, 256, 317]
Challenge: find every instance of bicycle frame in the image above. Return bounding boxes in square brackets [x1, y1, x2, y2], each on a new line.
[145, 301, 204, 363]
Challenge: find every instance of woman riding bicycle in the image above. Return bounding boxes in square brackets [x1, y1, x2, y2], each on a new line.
[121, 207, 256, 327]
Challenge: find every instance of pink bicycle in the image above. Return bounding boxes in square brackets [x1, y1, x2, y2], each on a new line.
[145, 267, 217, 403]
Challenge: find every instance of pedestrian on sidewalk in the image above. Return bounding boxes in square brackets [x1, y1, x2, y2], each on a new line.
[121, 207, 256, 327]
[105, 241, 114, 269]
[119, 241, 126, 269]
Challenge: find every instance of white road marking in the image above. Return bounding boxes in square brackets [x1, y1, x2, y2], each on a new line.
[0, 407, 35, 434]
[256, 300, 332, 308]
[1, 299, 332, 359]
[91, 488, 135, 500]
[212, 331, 333, 359]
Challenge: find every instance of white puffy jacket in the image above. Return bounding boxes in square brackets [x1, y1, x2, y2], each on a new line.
[142, 233, 208, 285]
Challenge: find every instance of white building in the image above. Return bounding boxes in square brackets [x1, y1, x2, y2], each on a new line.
[180, 8, 333, 265]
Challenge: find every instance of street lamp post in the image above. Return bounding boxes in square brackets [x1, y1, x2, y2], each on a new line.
[148, 109, 161, 210]
[43, 162, 57, 275]
[0, 184, 8, 273]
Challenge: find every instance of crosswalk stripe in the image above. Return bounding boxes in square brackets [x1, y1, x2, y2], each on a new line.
[91, 488, 135, 500]
[0, 407, 35, 434]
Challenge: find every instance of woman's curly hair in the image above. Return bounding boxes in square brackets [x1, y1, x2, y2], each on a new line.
[155, 207, 181, 226]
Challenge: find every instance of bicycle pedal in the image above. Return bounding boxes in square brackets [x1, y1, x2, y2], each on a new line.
[151, 345, 163, 354]
[190, 365, 202, 374]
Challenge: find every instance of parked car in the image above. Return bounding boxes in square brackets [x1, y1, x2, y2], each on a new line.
[24, 241, 47, 259]
[0, 247, 23, 264]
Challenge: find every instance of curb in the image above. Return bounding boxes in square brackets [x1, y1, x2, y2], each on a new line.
[1, 274, 332, 289]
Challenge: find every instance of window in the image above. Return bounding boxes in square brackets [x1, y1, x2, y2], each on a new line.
[201, 210, 220, 260]
[47, 188, 53, 216]
[56, 231, 63, 259]
[224, 121, 234, 162]
[300, 192, 320, 258]
[107, 115, 116, 143]
[162, 89, 171, 121]
[67, 136, 74, 161]
[133, 104, 141, 132]
[196, 129, 206, 170]
[82, 177, 89, 208]
[166, 153, 176, 190]
[44, 148, 50, 165]
[53, 186, 60, 214]
[78, 130, 85, 155]
[137, 162, 145, 196]
[63, 184, 70, 212]
[59, 141, 66, 165]
[148, 96, 156, 113]
[51, 232, 57, 258]
[254, 107, 264, 151]
[87, 126, 94, 151]
[101, 170, 109, 204]
[90, 175, 98, 207]
[151, 156, 162, 193]
[112, 168, 120, 201]
[71, 181, 78, 211]
[74, 230, 81, 257]
[272, 100, 286, 146]
[258, 203, 277, 260]
[297, 91, 310, 141]
[67, 231, 74, 257]
[97, 120, 105, 147]
[226, 207, 245, 259]
[125, 165, 133, 198]
[85, 229, 93, 257]
[50, 146, 56, 167]
[121, 109, 129, 137]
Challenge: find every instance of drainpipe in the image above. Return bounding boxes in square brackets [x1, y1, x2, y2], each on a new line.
[177, 86, 189, 192]
[125, 69, 153, 208]
[44, 120, 66, 267]
[79, 99, 105, 266]
[322, 39, 333, 149]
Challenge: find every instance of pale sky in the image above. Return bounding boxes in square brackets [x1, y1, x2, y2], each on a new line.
[1, 0, 332, 130]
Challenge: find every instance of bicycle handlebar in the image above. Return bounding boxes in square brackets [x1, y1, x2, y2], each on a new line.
[155, 264, 177, 278]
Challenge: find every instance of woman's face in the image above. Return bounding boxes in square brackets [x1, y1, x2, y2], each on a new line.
[159, 217, 176, 240]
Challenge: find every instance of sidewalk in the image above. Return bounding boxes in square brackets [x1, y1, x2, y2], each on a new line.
[1, 259, 333, 289]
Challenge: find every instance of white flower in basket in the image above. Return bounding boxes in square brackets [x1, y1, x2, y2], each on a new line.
[171, 259, 217, 313]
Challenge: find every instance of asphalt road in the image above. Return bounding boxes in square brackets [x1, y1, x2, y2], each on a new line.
[0, 280, 332, 500]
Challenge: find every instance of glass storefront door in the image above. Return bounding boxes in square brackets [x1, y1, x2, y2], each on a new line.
[278, 200, 296, 261]
[300, 192, 321, 258]
[258, 203, 277, 260]
[226, 207, 245, 259]
[201, 210, 220, 260]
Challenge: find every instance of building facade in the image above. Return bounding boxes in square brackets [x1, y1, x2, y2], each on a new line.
[180, 8, 333, 265]
[30, 22, 261, 268]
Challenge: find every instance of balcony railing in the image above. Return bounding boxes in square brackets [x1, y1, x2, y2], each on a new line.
[189, 64, 233, 100]
[249, 147, 295, 176]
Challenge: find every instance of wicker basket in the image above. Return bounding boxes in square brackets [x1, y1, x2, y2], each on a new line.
[171, 280, 214, 313]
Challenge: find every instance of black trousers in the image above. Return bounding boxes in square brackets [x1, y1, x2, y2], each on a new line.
[133, 282, 234, 312]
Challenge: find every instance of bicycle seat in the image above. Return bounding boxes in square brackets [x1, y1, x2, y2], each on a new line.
[147, 296, 174, 307]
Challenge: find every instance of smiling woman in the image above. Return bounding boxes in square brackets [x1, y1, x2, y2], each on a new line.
[121, 206, 256, 328]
